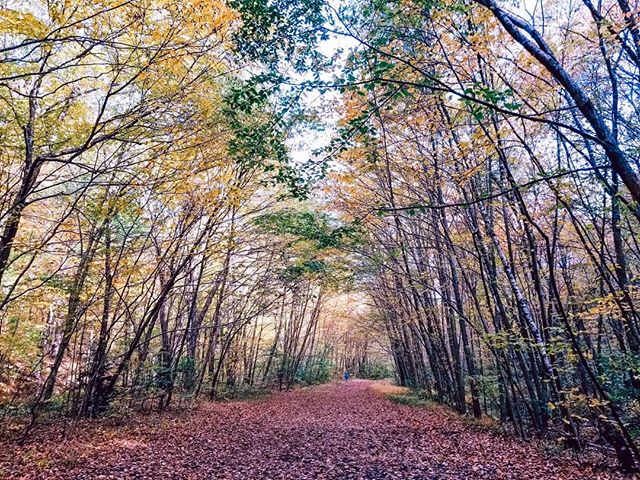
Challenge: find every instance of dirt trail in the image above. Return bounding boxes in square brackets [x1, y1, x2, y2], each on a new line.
[0, 380, 626, 479]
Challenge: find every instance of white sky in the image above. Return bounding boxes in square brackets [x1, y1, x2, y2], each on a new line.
[287, 0, 547, 171]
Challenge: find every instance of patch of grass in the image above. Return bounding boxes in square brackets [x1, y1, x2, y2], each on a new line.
[369, 381, 436, 407]
[369, 382, 409, 396]
[388, 392, 436, 407]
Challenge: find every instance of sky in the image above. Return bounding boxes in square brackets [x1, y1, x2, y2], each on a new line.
[286, 1, 359, 174]
[286, 0, 543, 178]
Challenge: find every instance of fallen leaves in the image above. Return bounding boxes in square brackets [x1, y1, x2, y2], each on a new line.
[0, 381, 631, 479]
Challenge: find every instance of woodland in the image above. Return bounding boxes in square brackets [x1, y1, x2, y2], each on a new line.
[1, 0, 640, 477]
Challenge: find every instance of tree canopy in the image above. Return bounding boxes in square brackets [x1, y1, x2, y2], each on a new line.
[1, 0, 640, 473]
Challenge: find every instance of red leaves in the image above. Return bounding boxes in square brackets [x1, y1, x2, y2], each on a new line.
[0, 381, 628, 479]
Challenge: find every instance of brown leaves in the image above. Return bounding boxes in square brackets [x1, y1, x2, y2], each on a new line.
[0, 381, 629, 479]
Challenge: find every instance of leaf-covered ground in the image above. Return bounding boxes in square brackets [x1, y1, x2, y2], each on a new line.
[0, 380, 629, 479]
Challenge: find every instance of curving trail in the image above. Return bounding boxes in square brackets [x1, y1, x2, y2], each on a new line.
[1, 380, 625, 479]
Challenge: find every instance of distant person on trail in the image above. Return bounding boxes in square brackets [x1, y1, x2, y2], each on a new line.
[343, 369, 350, 382]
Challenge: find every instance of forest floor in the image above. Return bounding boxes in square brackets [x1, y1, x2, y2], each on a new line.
[0, 380, 630, 479]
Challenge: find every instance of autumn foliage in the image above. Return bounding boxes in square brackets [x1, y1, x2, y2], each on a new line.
[1, 0, 640, 476]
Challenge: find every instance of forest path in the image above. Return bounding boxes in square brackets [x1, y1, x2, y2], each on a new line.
[1, 380, 622, 479]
